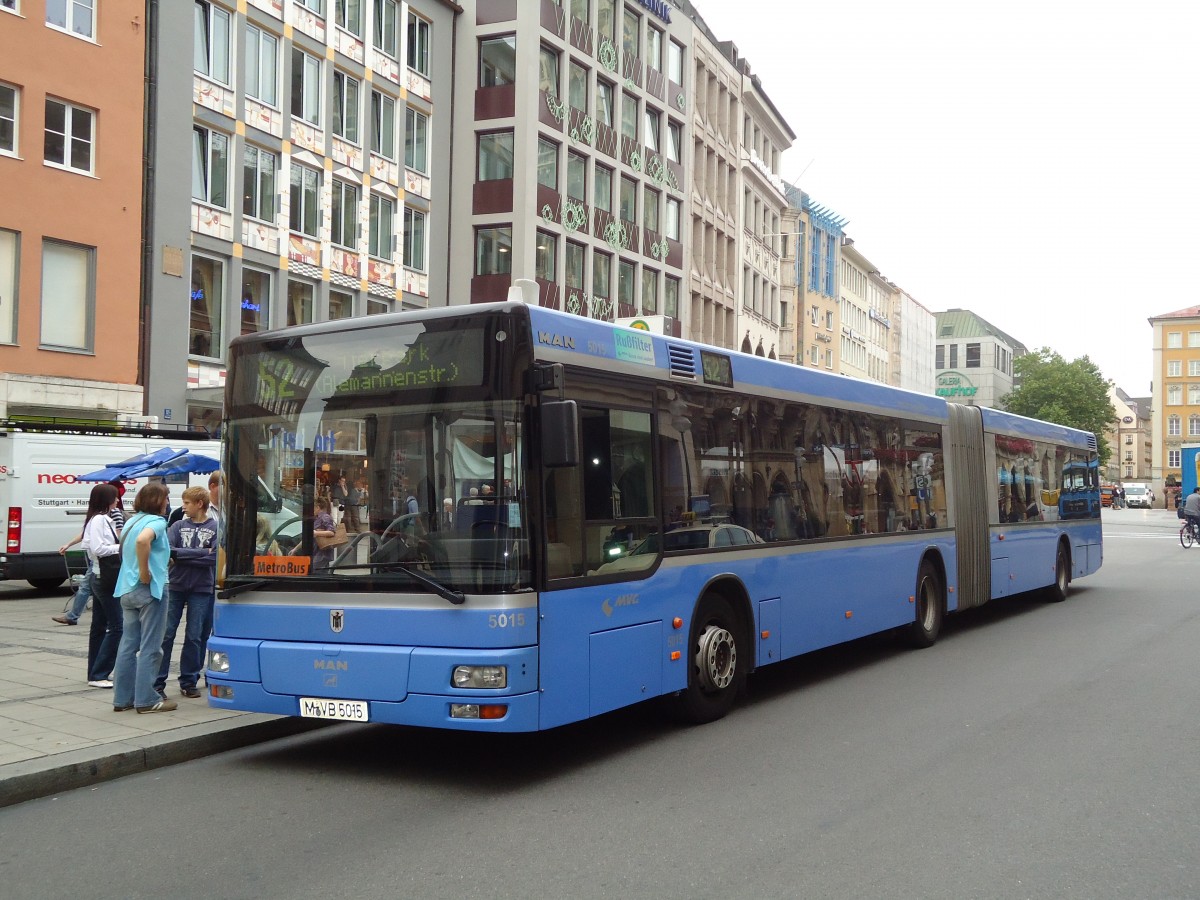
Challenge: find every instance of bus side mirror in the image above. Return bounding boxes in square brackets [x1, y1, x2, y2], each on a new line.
[542, 400, 579, 468]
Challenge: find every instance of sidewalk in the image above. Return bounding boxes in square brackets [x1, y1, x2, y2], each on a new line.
[0, 591, 320, 808]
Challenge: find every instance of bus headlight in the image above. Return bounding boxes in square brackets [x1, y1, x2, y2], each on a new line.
[452, 665, 507, 689]
[208, 650, 230, 674]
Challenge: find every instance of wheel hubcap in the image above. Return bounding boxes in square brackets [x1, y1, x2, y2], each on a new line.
[918, 577, 936, 630]
[696, 624, 737, 692]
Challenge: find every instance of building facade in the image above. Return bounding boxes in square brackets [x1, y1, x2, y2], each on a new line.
[933, 309, 1025, 409]
[1148, 305, 1200, 500]
[0, 1, 146, 421]
[838, 238, 890, 384]
[1104, 386, 1152, 485]
[785, 189, 844, 374]
[891, 288, 935, 395]
[144, 0, 456, 431]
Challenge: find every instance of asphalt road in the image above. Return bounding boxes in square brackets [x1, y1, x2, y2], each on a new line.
[1, 512, 1197, 900]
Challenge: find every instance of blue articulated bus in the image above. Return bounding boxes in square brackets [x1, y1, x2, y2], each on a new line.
[206, 302, 1102, 730]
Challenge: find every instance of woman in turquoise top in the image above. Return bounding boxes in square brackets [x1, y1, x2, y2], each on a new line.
[111, 481, 177, 714]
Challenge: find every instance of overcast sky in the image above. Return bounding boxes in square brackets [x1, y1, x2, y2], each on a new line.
[695, 0, 1198, 397]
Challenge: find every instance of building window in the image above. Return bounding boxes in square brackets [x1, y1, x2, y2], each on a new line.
[540, 46, 560, 98]
[242, 145, 276, 222]
[619, 175, 636, 222]
[1168, 360, 1181, 377]
[44, 98, 93, 174]
[1168, 331, 1182, 349]
[569, 61, 588, 112]
[370, 90, 396, 159]
[373, 0, 399, 57]
[966, 343, 981, 368]
[594, 164, 612, 212]
[480, 36, 517, 86]
[569, 0, 588, 23]
[643, 186, 659, 233]
[291, 48, 322, 126]
[194, 1, 231, 84]
[0, 82, 17, 155]
[826, 349, 834, 369]
[668, 39, 684, 85]
[1190, 331, 1200, 348]
[621, 8, 639, 60]
[289, 164, 320, 237]
[296, 0, 324, 13]
[475, 227, 512, 275]
[666, 120, 681, 163]
[566, 241, 585, 292]
[40, 237, 93, 350]
[641, 267, 657, 314]
[404, 107, 428, 173]
[0, 229, 16, 344]
[367, 296, 389, 315]
[597, 79, 614, 127]
[407, 12, 430, 77]
[403, 206, 426, 272]
[1168, 384, 1182, 405]
[618, 259, 635, 307]
[287, 279, 314, 327]
[621, 92, 638, 141]
[949, 344, 958, 369]
[1, 1, 18, 13]
[535, 230, 557, 281]
[537, 137, 558, 190]
[331, 179, 359, 249]
[1190, 385, 1200, 405]
[644, 107, 660, 152]
[336, 0, 362, 36]
[1190, 415, 1200, 437]
[477, 131, 514, 181]
[333, 71, 360, 143]
[646, 26, 662, 72]
[593, 249, 611, 299]
[826, 310, 834, 329]
[245, 25, 279, 107]
[1190, 360, 1200, 377]
[329, 288, 353, 320]
[1168, 415, 1181, 436]
[597, 0, 616, 42]
[567, 151, 586, 202]
[48, 0, 95, 39]
[240, 267, 271, 336]
[1169, 449, 1181, 468]
[188, 254, 223, 358]
[368, 193, 393, 260]
[664, 275, 679, 319]
[665, 197, 680, 240]
[192, 126, 229, 208]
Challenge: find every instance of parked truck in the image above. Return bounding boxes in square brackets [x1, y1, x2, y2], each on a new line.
[0, 420, 216, 589]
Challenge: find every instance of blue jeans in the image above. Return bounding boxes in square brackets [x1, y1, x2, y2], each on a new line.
[155, 588, 214, 692]
[112, 583, 169, 709]
[66, 575, 92, 623]
[86, 572, 122, 682]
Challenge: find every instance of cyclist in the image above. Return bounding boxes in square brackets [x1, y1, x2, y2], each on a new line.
[1184, 488, 1200, 538]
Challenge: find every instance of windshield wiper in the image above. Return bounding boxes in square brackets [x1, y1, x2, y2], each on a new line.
[220, 578, 283, 599]
[379, 562, 466, 605]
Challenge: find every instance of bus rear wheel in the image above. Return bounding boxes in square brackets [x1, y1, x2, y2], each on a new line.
[904, 559, 944, 648]
[1046, 543, 1070, 603]
[675, 594, 745, 724]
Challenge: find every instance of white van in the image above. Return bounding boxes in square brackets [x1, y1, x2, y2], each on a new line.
[1123, 484, 1152, 509]
[0, 421, 217, 589]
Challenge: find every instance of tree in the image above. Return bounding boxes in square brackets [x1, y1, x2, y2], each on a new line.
[999, 348, 1116, 464]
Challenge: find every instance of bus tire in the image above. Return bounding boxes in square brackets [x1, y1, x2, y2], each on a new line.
[905, 559, 944, 649]
[1046, 542, 1070, 603]
[675, 593, 745, 724]
[28, 577, 65, 591]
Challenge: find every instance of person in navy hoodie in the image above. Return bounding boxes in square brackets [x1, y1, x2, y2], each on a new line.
[154, 486, 218, 699]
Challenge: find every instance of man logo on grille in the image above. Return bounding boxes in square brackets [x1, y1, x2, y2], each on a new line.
[330, 609, 345, 633]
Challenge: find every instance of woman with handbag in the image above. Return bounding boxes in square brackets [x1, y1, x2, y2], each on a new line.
[81, 483, 123, 688]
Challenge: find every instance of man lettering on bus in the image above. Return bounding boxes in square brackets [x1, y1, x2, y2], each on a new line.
[1184, 488, 1200, 536]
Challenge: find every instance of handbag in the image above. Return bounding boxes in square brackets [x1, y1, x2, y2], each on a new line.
[315, 521, 348, 550]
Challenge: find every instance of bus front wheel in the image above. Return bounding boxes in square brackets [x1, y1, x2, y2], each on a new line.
[676, 594, 745, 724]
[905, 559, 944, 649]
[1046, 543, 1070, 603]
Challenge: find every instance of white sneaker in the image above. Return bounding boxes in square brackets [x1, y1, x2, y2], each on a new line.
[87, 679, 114, 689]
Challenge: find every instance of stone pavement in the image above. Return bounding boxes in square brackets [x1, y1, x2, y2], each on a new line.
[0, 590, 318, 809]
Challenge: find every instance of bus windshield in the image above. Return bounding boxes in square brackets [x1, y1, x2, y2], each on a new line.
[222, 318, 530, 593]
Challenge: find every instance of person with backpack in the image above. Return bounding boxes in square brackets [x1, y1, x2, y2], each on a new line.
[78, 483, 123, 688]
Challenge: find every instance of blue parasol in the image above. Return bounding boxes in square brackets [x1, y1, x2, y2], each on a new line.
[130, 452, 221, 479]
[77, 447, 190, 482]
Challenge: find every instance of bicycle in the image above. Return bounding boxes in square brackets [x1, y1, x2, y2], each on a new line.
[1180, 519, 1200, 548]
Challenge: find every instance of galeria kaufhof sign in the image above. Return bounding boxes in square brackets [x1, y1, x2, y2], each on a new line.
[936, 372, 978, 398]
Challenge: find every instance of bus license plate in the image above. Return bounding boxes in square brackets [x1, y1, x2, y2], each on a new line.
[299, 697, 369, 722]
